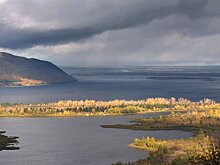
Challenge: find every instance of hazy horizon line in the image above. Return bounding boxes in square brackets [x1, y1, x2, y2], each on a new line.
[59, 64, 220, 68]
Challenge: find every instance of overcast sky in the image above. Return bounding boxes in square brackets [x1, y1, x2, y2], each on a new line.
[0, 0, 220, 66]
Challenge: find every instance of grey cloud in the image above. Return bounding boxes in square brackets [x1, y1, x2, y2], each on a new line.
[0, 0, 218, 49]
[17, 23, 220, 66]
[0, 24, 102, 49]
[0, 0, 220, 66]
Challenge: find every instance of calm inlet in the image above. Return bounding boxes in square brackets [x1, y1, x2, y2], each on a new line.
[0, 113, 192, 165]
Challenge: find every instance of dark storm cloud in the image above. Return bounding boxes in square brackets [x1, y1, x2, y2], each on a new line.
[0, 0, 218, 49]
[0, 25, 102, 49]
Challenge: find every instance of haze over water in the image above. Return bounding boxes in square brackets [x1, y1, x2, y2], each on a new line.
[0, 66, 220, 103]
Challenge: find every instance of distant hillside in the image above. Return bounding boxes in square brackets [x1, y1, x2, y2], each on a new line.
[0, 52, 76, 86]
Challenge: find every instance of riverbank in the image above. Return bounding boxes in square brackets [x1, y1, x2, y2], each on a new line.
[109, 110, 220, 164]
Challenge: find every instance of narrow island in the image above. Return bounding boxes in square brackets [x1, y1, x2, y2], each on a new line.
[0, 97, 218, 117]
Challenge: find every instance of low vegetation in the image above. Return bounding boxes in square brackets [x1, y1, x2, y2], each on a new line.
[102, 109, 220, 131]
[0, 78, 45, 87]
[109, 109, 220, 164]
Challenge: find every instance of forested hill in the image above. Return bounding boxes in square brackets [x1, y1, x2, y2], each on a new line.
[0, 52, 76, 86]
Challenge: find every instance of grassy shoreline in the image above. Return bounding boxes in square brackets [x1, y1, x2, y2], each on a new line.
[0, 110, 172, 118]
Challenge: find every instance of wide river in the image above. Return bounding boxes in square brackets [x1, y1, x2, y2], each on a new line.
[0, 113, 192, 165]
[0, 66, 220, 103]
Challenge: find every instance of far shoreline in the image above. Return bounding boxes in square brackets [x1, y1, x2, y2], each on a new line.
[0, 78, 78, 88]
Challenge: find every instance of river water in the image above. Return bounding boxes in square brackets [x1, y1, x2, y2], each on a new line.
[0, 113, 192, 165]
[0, 66, 220, 103]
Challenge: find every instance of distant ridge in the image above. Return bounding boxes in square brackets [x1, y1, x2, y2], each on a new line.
[0, 52, 76, 86]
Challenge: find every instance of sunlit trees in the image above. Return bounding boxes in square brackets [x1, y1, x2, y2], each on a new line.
[57, 101, 63, 108]
[0, 98, 219, 117]
[19, 108, 25, 115]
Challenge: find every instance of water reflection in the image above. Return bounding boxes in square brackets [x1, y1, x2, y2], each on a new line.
[0, 131, 19, 151]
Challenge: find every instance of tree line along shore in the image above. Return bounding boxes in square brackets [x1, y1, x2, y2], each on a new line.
[0, 98, 218, 117]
